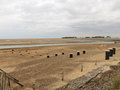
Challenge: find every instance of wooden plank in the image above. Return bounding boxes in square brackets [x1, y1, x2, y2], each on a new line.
[0, 69, 24, 87]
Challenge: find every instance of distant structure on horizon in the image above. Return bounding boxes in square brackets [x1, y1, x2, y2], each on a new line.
[92, 36, 105, 38]
[62, 36, 111, 39]
[62, 37, 77, 39]
[85, 36, 111, 39]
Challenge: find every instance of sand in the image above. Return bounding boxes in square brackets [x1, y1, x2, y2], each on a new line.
[0, 38, 118, 45]
[0, 41, 120, 90]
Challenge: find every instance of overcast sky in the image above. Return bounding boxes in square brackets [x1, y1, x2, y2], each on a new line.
[0, 0, 120, 38]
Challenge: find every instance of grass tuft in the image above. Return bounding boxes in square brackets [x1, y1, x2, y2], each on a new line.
[110, 75, 120, 90]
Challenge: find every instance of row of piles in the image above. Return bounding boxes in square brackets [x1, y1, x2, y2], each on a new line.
[105, 48, 116, 60]
[47, 51, 86, 58]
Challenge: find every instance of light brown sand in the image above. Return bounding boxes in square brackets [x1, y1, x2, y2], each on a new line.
[0, 38, 118, 45]
[0, 43, 120, 90]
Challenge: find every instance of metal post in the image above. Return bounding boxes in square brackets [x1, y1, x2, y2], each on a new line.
[109, 49, 113, 57]
[83, 51, 86, 54]
[105, 51, 110, 60]
[77, 52, 80, 56]
[113, 48, 116, 54]
[69, 54, 73, 58]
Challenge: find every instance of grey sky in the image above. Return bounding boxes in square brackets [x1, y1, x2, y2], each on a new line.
[0, 0, 120, 38]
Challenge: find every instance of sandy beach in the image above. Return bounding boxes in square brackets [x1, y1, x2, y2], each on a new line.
[0, 39, 120, 90]
[1, 0, 120, 89]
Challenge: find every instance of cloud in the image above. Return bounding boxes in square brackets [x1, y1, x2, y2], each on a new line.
[0, 0, 120, 38]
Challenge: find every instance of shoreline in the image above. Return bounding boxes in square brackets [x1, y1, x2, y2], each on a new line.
[0, 41, 114, 50]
